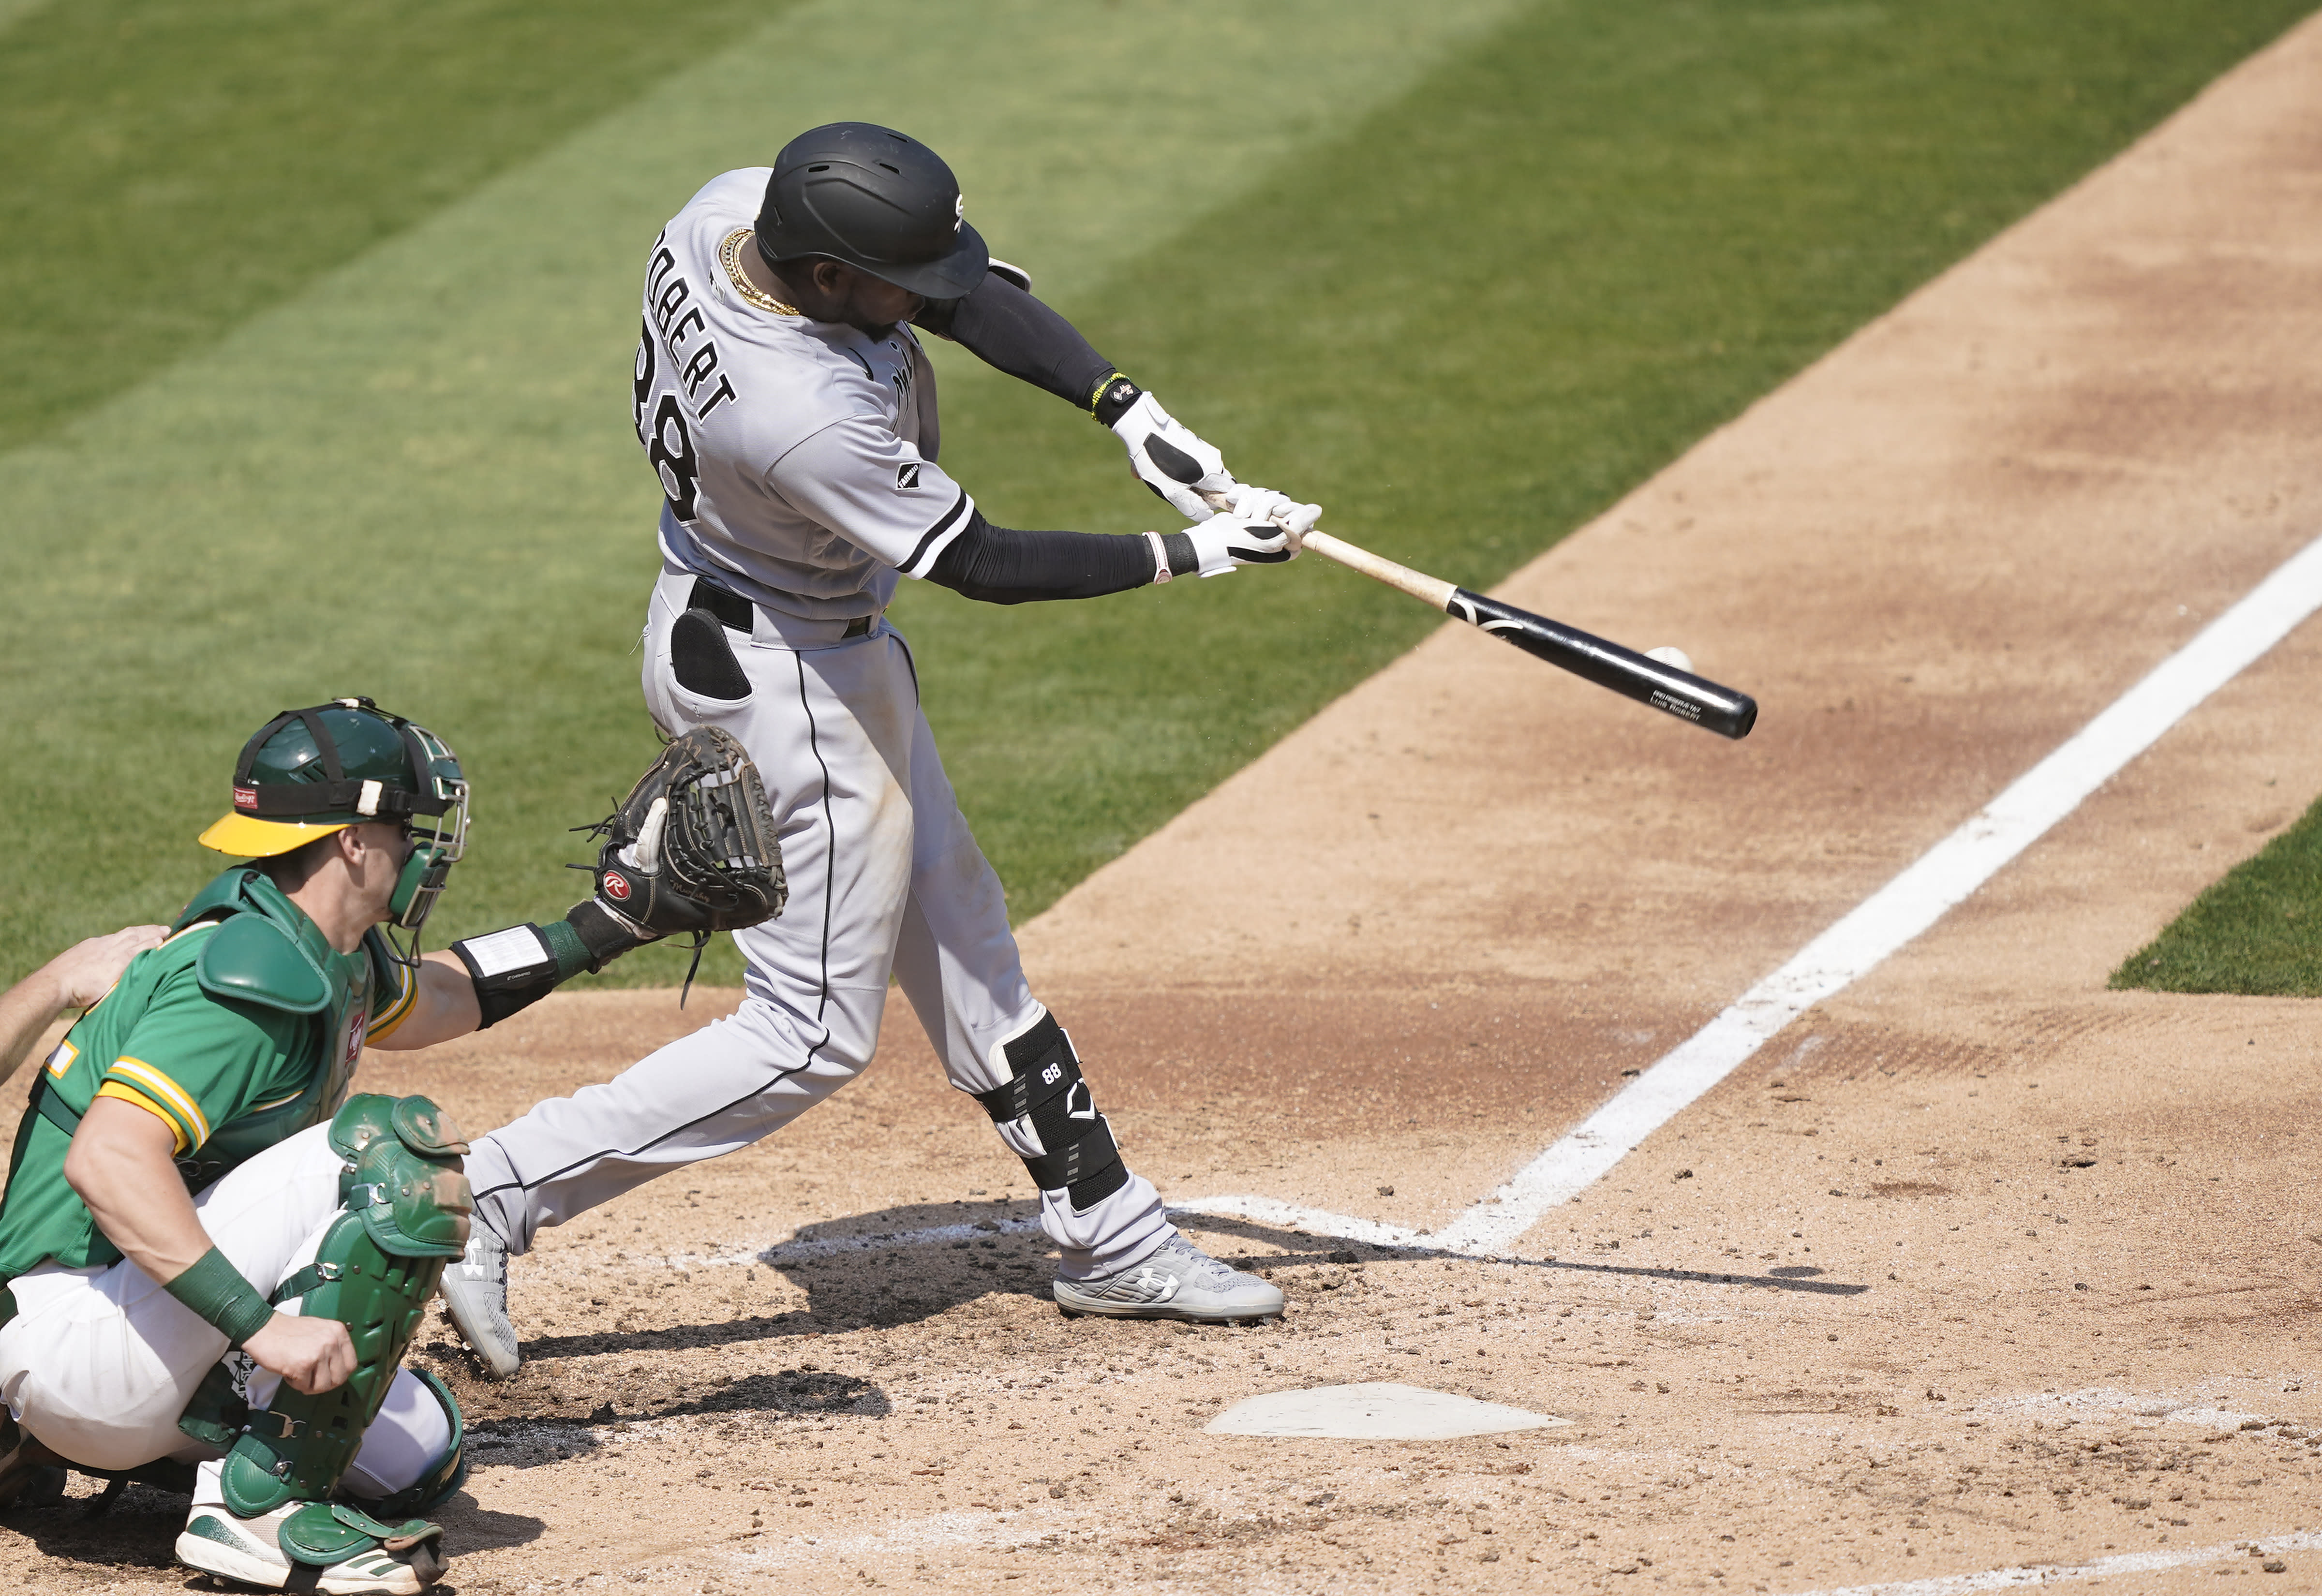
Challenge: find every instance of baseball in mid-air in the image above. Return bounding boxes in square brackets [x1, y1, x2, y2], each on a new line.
[1645, 645, 1694, 673]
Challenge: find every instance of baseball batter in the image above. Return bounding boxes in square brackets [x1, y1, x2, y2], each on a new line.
[0, 701, 779, 1592]
[443, 122, 1321, 1374]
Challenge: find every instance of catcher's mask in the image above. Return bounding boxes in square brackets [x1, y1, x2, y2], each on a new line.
[199, 697, 470, 949]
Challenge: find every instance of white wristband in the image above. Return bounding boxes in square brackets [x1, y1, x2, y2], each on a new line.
[1146, 529, 1172, 585]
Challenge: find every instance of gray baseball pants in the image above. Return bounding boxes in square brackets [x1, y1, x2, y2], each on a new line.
[461, 567, 1174, 1280]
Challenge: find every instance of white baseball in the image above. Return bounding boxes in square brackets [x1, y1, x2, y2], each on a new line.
[1644, 646, 1694, 674]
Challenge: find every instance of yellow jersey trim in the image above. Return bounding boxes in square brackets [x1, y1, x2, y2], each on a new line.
[94, 1082, 191, 1154]
[107, 1057, 211, 1148]
[45, 1039, 77, 1078]
[365, 963, 417, 1043]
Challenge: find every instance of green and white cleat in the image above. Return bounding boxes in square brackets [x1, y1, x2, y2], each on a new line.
[177, 1499, 447, 1594]
[1053, 1235, 1284, 1324]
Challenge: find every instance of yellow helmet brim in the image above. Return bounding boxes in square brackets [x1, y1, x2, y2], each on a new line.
[197, 813, 352, 858]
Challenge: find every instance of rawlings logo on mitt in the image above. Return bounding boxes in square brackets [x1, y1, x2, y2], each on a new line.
[587, 727, 785, 947]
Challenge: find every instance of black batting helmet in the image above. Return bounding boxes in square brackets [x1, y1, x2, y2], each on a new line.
[754, 122, 989, 298]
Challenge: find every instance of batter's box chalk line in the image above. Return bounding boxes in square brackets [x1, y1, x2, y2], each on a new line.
[1780, 1527, 2322, 1596]
[1183, 531, 2322, 1261]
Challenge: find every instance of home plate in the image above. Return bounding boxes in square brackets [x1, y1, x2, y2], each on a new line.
[1204, 1383, 1569, 1440]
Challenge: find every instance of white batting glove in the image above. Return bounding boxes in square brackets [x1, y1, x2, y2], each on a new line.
[1110, 389, 1236, 521]
[1182, 484, 1309, 576]
[1221, 484, 1321, 550]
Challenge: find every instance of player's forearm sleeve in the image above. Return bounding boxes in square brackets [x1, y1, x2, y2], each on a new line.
[916, 272, 1117, 411]
[449, 904, 648, 1031]
[925, 509, 1158, 605]
[165, 1246, 275, 1346]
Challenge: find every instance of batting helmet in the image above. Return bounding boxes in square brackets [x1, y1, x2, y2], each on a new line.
[754, 122, 989, 299]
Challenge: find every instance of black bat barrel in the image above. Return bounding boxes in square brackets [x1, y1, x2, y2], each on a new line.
[1447, 589, 1757, 739]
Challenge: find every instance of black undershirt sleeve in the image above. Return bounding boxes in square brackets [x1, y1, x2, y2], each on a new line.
[927, 509, 1194, 605]
[913, 271, 1117, 412]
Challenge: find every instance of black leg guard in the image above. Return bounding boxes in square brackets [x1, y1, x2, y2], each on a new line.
[971, 1013, 1129, 1209]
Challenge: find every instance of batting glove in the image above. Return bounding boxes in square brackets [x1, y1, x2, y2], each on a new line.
[1110, 389, 1236, 521]
[1227, 485, 1322, 549]
[1181, 484, 1317, 576]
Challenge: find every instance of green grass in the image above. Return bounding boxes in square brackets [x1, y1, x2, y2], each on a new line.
[0, 0, 2309, 989]
[2113, 796, 2322, 995]
[0, 0, 784, 454]
[898, 0, 2319, 916]
[0, 0, 1526, 988]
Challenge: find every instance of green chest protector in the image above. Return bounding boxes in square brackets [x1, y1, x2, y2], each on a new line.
[31, 871, 384, 1192]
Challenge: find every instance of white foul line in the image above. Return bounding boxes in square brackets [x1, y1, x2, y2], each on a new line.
[1781, 1528, 2321, 1596]
[1178, 532, 2322, 1258]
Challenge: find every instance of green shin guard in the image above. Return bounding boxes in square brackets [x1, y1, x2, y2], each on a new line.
[277, 1500, 445, 1566]
[217, 1095, 472, 1547]
[218, 1214, 446, 1517]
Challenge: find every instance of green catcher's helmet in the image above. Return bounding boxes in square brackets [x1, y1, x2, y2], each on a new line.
[199, 697, 470, 934]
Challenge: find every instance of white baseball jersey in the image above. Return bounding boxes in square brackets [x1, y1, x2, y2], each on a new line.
[634, 169, 971, 622]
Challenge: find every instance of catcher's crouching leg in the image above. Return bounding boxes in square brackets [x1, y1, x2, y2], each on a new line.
[175, 1094, 471, 1595]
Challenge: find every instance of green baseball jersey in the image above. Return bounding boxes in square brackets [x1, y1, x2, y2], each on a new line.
[0, 868, 414, 1281]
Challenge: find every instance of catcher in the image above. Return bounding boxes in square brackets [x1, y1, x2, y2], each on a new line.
[0, 699, 778, 1594]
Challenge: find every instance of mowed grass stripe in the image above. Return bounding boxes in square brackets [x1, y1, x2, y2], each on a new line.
[0, 0, 786, 453]
[900, 0, 2319, 922]
[0, 0, 1527, 986]
[0, 0, 56, 38]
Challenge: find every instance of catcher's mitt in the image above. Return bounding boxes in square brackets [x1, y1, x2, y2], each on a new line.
[587, 727, 785, 946]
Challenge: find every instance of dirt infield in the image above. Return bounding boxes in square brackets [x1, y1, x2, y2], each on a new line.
[9, 13, 2322, 1595]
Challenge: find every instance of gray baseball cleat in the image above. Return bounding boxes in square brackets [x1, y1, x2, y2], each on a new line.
[1053, 1235, 1284, 1323]
[439, 1227, 520, 1379]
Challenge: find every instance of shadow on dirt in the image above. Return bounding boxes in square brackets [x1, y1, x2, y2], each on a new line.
[503, 1195, 1868, 1388]
[513, 1199, 1057, 1369]
[0, 1475, 547, 1567]
[0, 1480, 180, 1576]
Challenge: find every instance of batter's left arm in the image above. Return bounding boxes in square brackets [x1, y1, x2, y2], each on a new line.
[915, 269, 1290, 524]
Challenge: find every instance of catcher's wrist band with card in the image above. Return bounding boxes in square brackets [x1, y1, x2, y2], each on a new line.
[165, 1246, 275, 1347]
[450, 903, 648, 1031]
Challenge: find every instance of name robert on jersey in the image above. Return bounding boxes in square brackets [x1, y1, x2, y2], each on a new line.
[632, 237, 737, 519]
[638, 239, 739, 429]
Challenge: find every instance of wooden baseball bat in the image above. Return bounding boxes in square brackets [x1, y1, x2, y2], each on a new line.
[1209, 494, 1757, 739]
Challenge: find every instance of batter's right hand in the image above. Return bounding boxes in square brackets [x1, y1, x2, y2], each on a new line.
[1181, 484, 1314, 576]
[244, 1312, 357, 1395]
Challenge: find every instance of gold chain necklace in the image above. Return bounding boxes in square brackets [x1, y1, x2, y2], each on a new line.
[720, 229, 800, 316]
